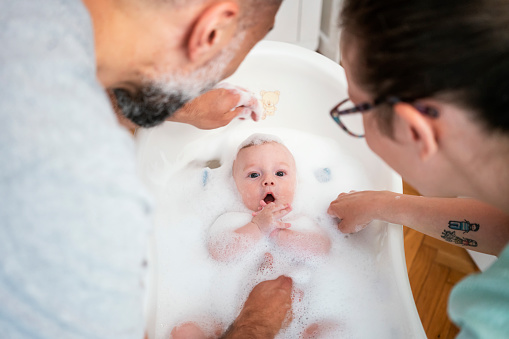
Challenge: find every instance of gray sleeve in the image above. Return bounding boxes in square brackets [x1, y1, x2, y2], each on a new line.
[0, 1, 153, 338]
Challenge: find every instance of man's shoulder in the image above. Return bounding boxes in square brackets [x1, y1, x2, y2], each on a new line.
[0, 0, 93, 52]
[0, 0, 98, 106]
[0, 3, 152, 338]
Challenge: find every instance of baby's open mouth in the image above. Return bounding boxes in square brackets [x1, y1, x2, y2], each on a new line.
[263, 193, 275, 204]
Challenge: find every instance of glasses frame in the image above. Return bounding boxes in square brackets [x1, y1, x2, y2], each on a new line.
[330, 96, 439, 138]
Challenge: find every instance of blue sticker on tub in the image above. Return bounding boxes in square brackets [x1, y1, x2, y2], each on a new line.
[202, 169, 209, 186]
[314, 168, 331, 183]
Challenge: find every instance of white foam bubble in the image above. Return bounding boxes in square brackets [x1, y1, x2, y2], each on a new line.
[237, 132, 284, 151]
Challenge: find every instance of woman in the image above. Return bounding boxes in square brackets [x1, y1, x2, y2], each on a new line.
[327, 0, 509, 337]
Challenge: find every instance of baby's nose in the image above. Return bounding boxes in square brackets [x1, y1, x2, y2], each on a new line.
[263, 179, 275, 186]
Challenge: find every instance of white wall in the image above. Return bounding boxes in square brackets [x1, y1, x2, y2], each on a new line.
[264, 0, 323, 50]
[318, 0, 343, 63]
[262, 0, 343, 61]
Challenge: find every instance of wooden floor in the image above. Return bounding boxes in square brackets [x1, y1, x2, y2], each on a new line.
[403, 183, 480, 339]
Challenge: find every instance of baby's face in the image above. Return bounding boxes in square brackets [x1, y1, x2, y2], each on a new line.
[233, 142, 297, 211]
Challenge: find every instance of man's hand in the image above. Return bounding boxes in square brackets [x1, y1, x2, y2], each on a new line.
[221, 276, 293, 339]
[168, 84, 262, 129]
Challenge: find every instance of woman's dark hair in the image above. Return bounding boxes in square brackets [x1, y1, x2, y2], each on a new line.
[340, 0, 509, 134]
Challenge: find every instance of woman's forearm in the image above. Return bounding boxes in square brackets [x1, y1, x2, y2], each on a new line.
[378, 194, 509, 256]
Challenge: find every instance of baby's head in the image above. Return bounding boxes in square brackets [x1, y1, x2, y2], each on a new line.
[232, 134, 297, 211]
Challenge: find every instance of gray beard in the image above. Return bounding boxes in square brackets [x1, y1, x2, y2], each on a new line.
[113, 31, 244, 128]
[113, 85, 191, 128]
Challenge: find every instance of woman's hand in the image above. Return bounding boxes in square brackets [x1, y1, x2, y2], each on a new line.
[328, 190, 395, 233]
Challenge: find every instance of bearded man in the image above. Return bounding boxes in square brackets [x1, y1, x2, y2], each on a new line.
[0, 1, 292, 338]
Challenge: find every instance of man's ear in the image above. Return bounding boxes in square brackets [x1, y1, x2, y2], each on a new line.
[393, 102, 438, 161]
[187, 1, 239, 64]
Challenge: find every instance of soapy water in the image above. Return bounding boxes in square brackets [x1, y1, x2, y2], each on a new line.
[147, 127, 412, 339]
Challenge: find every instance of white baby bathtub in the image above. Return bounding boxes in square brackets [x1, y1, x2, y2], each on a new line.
[136, 41, 426, 339]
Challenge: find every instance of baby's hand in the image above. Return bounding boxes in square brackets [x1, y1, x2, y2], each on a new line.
[252, 201, 292, 235]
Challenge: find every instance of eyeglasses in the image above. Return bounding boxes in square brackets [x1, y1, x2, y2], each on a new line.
[330, 96, 439, 138]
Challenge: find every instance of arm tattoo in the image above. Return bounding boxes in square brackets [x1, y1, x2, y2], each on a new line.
[441, 219, 479, 247]
[441, 230, 478, 247]
[448, 219, 480, 233]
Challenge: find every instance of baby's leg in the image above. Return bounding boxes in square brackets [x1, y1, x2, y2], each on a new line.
[301, 320, 341, 339]
[257, 252, 274, 275]
[292, 289, 340, 339]
[170, 320, 222, 339]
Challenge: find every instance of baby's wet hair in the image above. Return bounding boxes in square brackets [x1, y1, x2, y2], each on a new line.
[237, 133, 284, 153]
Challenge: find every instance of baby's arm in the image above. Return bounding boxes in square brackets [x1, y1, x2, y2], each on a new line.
[208, 203, 292, 261]
[208, 212, 256, 261]
[270, 217, 331, 256]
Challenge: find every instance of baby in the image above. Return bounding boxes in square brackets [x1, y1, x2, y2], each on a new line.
[208, 134, 331, 261]
[171, 134, 333, 339]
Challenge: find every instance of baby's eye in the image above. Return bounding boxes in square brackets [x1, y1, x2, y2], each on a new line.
[249, 172, 260, 178]
[276, 171, 285, 177]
